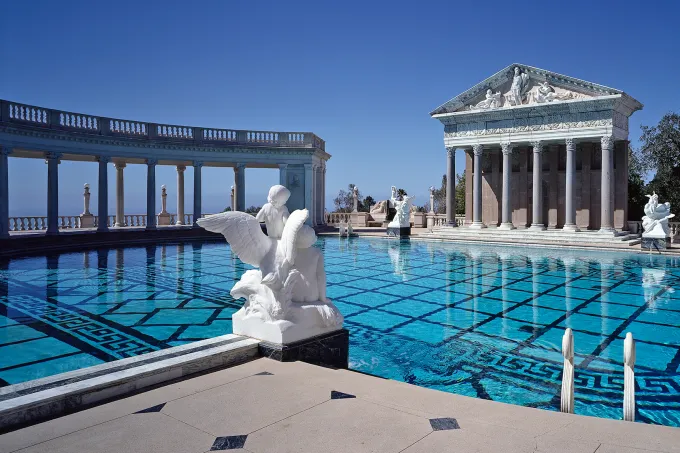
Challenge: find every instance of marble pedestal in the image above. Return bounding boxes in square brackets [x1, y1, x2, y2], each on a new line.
[642, 236, 668, 250]
[258, 329, 349, 369]
[158, 213, 172, 226]
[79, 214, 95, 228]
[350, 212, 369, 227]
[387, 226, 411, 237]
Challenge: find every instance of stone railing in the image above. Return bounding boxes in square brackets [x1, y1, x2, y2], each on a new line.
[8, 213, 201, 232]
[326, 212, 351, 225]
[1, 100, 325, 152]
[427, 214, 465, 228]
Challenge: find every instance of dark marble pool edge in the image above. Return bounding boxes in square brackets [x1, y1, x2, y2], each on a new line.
[0, 336, 260, 433]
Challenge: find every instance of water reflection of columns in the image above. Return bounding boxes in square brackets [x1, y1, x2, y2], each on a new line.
[146, 245, 156, 291]
[115, 248, 124, 290]
[83, 251, 91, 280]
[498, 251, 512, 337]
[0, 258, 9, 315]
[562, 257, 576, 329]
[600, 258, 615, 343]
[160, 245, 167, 272]
[46, 254, 59, 301]
[97, 248, 108, 295]
[469, 250, 482, 326]
[531, 254, 542, 327]
[176, 244, 185, 294]
[193, 243, 203, 293]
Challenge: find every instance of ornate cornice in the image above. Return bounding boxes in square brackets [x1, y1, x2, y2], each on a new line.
[0, 125, 326, 159]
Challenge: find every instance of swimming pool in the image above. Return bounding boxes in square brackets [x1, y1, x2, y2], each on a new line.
[1, 238, 679, 426]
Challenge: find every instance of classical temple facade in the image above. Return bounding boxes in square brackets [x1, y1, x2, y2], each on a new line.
[431, 64, 642, 234]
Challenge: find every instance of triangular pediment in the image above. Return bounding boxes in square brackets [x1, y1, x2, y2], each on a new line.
[430, 64, 632, 115]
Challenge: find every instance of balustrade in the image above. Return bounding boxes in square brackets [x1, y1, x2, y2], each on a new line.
[1, 99, 325, 151]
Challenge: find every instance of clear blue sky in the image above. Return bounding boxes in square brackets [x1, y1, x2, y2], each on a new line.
[1, 0, 679, 216]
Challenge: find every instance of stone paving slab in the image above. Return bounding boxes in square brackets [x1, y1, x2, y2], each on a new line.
[1, 358, 679, 453]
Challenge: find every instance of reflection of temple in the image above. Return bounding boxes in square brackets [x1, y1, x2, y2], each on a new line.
[430, 64, 643, 238]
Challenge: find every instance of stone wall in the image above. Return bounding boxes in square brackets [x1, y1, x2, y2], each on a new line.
[465, 141, 629, 230]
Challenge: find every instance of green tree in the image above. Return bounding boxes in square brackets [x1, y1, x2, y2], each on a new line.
[222, 207, 232, 212]
[361, 195, 376, 212]
[627, 147, 646, 221]
[244, 206, 261, 215]
[430, 173, 465, 215]
[396, 188, 407, 200]
[639, 113, 680, 215]
[333, 184, 361, 212]
[455, 173, 466, 216]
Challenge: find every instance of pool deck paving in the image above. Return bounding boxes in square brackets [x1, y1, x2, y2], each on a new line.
[1, 358, 679, 453]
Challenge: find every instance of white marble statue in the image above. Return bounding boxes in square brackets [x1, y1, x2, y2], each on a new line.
[532, 81, 574, 104]
[388, 186, 415, 228]
[469, 89, 503, 110]
[370, 200, 387, 214]
[255, 185, 291, 239]
[197, 189, 343, 344]
[429, 186, 435, 213]
[507, 66, 530, 106]
[352, 185, 359, 213]
[642, 192, 675, 238]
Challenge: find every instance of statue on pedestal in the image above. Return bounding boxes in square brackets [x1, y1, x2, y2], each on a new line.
[352, 186, 359, 213]
[387, 186, 415, 229]
[429, 186, 435, 214]
[642, 192, 674, 238]
[197, 185, 343, 344]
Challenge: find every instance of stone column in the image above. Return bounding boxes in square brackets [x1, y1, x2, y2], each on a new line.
[315, 164, 323, 224]
[176, 165, 186, 225]
[193, 161, 203, 226]
[470, 145, 485, 229]
[312, 165, 318, 225]
[499, 142, 515, 229]
[114, 162, 126, 227]
[304, 163, 313, 226]
[234, 163, 246, 211]
[446, 148, 456, 226]
[45, 152, 61, 235]
[0, 147, 11, 239]
[322, 162, 327, 224]
[529, 141, 545, 231]
[279, 163, 288, 187]
[97, 156, 110, 232]
[599, 135, 615, 234]
[563, 138, 579, 232]
[146, 159, 157, 230]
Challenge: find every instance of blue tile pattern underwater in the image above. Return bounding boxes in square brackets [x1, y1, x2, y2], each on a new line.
[1, 238, 680, 427]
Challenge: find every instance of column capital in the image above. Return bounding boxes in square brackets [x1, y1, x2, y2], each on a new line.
[193, 161, 204, 168]
[96, 155, 111, 163]
[531, 141, 543, 153]
[472, 144, 483, 156]
[114, 161, 127, 169]
[176, 165, 186, 172]
[235, 162, 246, 170]
[44, 152, 62, 163]
[600, 135, 614, 150]
[1, 147, 13, 156]
[278, 163, 288, 170]
[146, 158, 158, 166]
[446, 147, 455, 158]
[500, 142, 515, 155]
[565, 138, 576, 151]
[304, 163, 313, 170]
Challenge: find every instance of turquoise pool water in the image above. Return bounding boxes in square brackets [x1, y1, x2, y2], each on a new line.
[1, 238, 679, 426]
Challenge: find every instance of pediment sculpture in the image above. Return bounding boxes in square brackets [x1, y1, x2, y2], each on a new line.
[468, 89, 503, 111]
[507, 66, 531, 106]
[197, 185, 343, 344]
[642, 192, 675, 238]
[530, 81, 575, 104]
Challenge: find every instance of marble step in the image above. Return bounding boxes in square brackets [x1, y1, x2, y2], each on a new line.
[0, 334, 260, 432]
[425, 227, 641, 246]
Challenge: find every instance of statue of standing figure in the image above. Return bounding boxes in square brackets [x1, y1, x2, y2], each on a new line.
[508, 66, 531, 106]
[429, 186, 436, 213]
[388, 186, 415, 228]
[352, 186, 359, 213]
[642, 192, 675, 238]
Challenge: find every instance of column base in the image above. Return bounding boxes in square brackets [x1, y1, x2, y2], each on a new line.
[498, 223, 516, 230]
[175, 221, 184, 226]
[529, 224, 546, 231]
[469, 221, 487, 229]
[114, 223, 123, 228]
[562, 224, 580, 232]
[598, 227, 616, 236]
[145, 226, 157, 231]
[446, 221, 458, 227]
